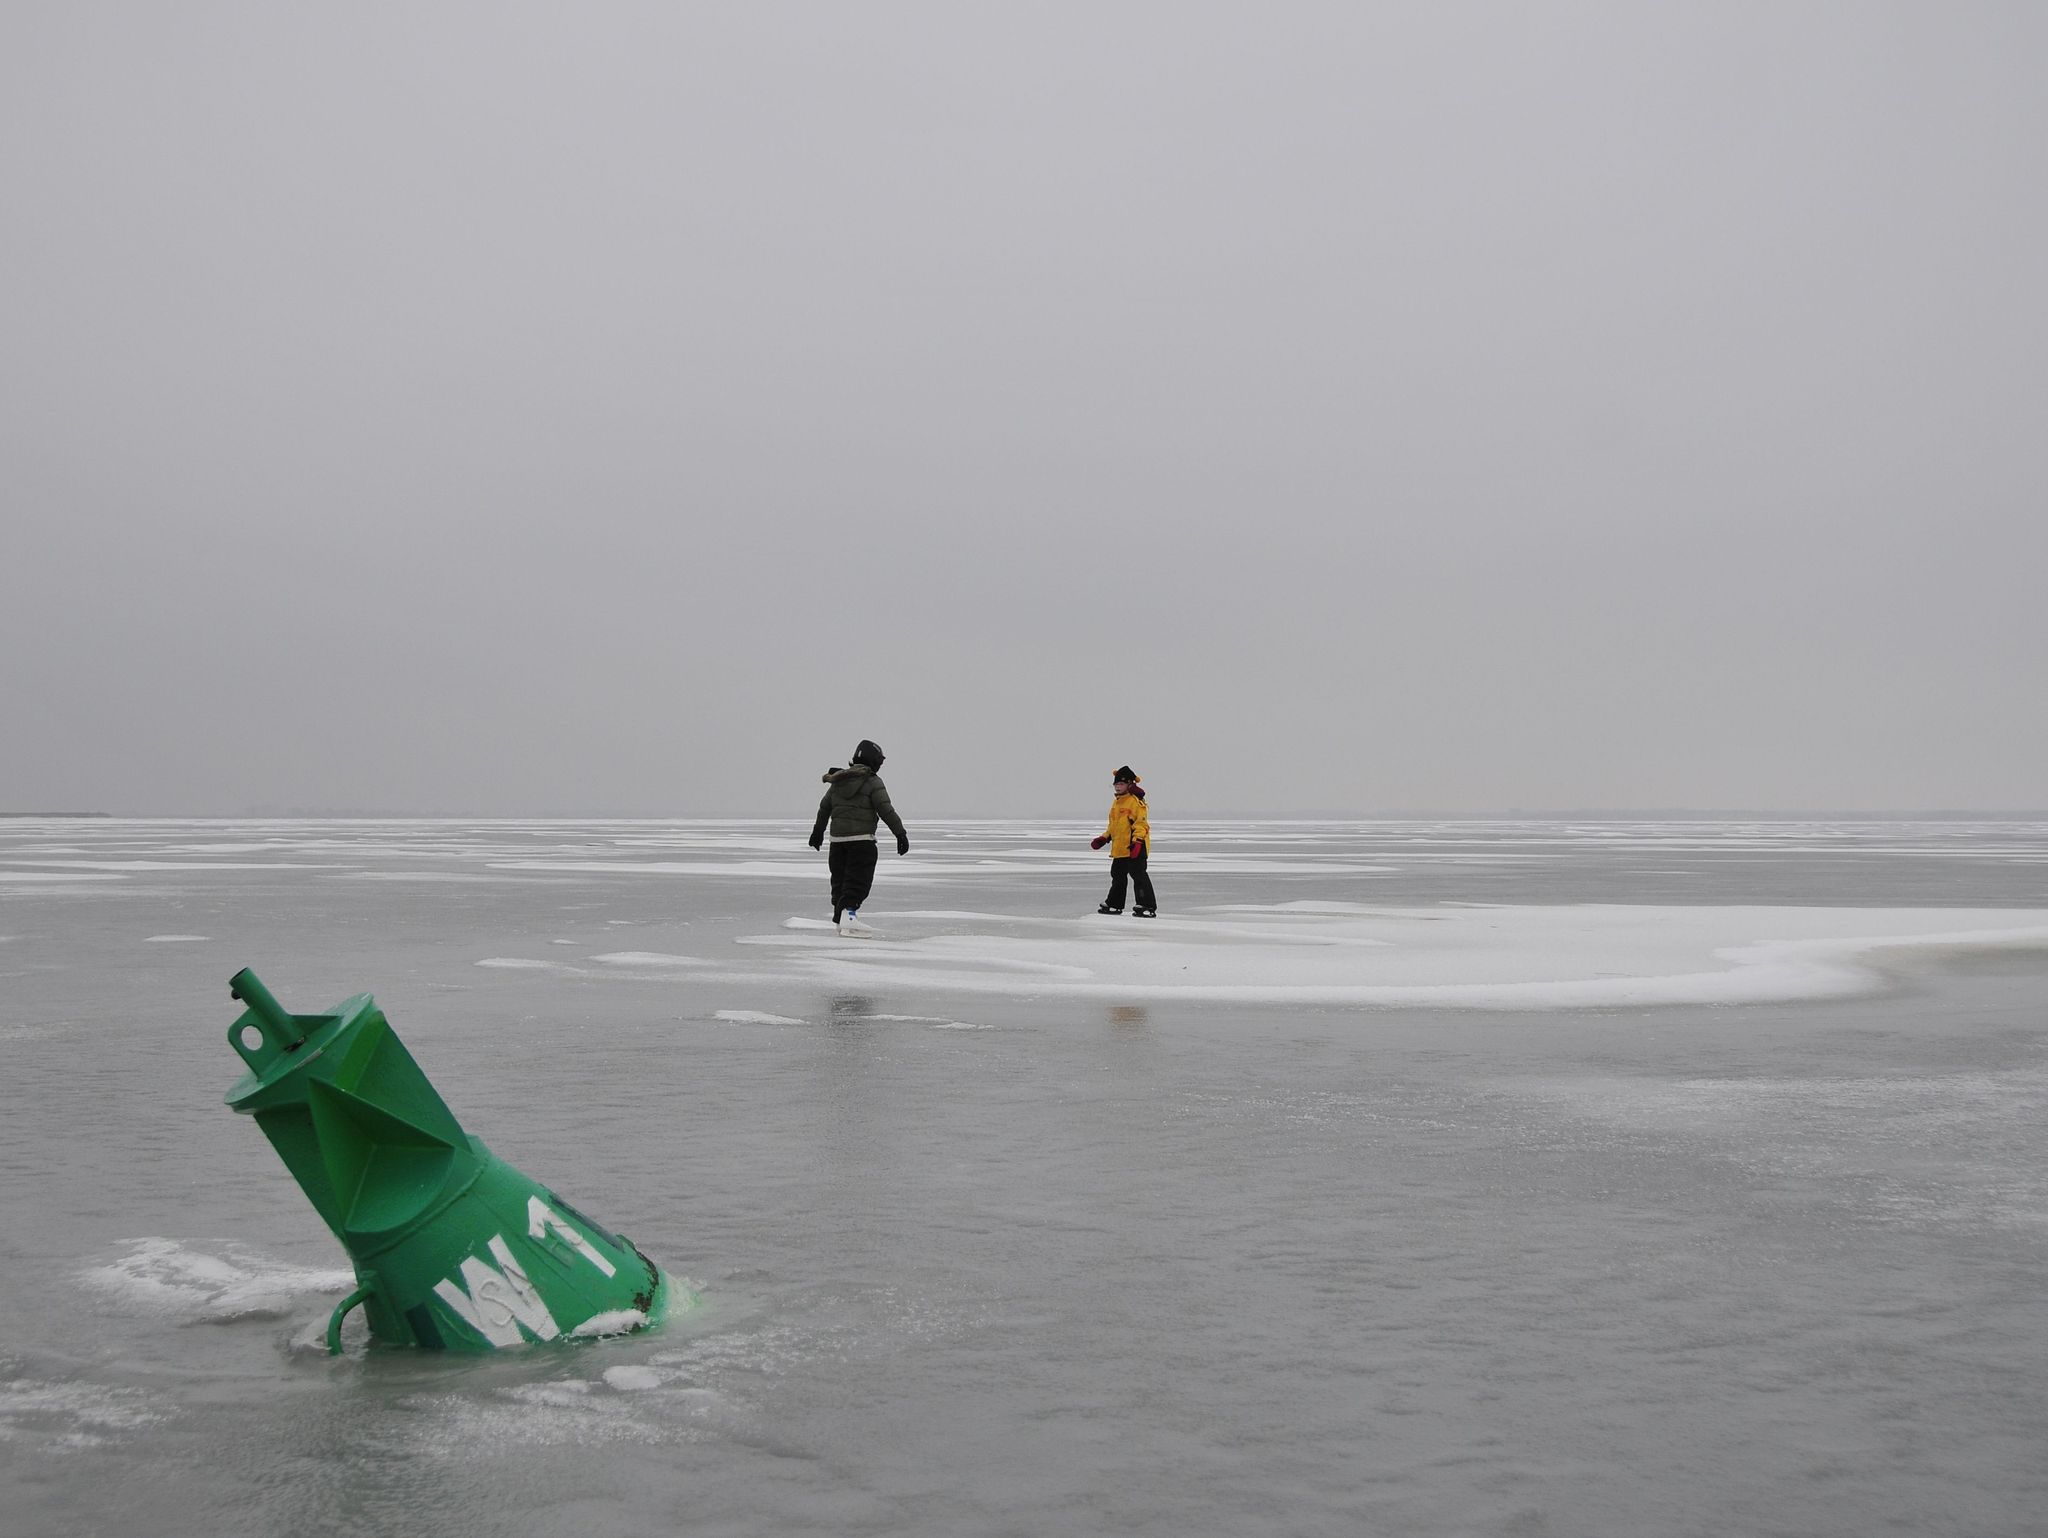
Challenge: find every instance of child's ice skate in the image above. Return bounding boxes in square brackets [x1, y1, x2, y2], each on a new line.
[1096, 903, 1121, 915]
[839, 910, 875, 938]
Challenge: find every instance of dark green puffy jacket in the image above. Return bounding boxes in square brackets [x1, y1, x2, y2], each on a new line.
[811, 765, 907, 842]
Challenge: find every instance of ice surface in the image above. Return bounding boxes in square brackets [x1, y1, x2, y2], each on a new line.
[374, 1376, 680, 1451]
[334, 870, 536, 882]
[9, 816, 2048, 1537]
[0, 861, 334, 871]
[0, 1377, 173, 1451]
[599, 1363, 663, 1387]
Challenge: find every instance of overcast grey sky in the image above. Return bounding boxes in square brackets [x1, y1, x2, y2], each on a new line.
[4, 3, 2042, 816]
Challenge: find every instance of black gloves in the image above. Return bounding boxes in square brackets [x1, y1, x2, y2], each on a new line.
[808, 833, 824, 851]
[897, 835, 910, 856]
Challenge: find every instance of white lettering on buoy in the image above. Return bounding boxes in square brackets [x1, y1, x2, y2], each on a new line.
[527, 1196, 618, 1278]
[432, 1234, 562, 1347]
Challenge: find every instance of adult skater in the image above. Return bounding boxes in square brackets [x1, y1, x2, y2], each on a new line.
[809, 739, 909, 937]
[1090, 765, 1156, 917]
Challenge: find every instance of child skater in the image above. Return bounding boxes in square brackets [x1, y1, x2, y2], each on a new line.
[1090, 765, 1156, 917]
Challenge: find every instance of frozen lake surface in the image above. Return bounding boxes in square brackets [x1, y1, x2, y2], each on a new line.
[5, 817, 2048, 1536]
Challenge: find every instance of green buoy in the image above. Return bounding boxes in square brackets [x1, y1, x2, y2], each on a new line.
[223, 969, 675, 1353]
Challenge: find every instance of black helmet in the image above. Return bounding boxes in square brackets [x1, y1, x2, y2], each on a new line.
[853, 740, 886, 769]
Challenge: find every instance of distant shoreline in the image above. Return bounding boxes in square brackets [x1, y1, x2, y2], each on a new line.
[6, 809, 2046, 822]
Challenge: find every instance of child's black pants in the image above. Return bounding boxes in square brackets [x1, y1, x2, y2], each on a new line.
[1104, 854, 1155, 913]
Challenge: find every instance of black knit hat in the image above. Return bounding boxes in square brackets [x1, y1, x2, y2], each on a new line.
[1112, 765, 1138, 784]
[853, 740, 886, 769]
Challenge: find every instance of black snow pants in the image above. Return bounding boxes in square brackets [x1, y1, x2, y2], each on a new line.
[829, 839, 879, 920]
[1104, 853, 1156, 913]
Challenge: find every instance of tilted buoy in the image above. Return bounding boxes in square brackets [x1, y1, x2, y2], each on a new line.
[222, 968, 675, 1353]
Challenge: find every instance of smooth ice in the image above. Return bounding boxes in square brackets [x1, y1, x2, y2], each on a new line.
[4, 817, 2048, 1536]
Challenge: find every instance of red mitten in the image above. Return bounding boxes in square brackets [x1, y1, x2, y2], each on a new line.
[1090, 836, 1109, 850]
[1130, 839, 1145, 859]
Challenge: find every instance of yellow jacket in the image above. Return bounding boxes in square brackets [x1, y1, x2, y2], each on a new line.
[1103, 792, 1150, 859]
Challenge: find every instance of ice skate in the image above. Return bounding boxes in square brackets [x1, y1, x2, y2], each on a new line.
[839, 910, 875, 938]
[1133, 907, 1157, 918]
[1096, 903, 1122, 915]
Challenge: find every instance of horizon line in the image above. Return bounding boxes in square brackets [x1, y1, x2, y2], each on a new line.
[9, 808, 2048, 823]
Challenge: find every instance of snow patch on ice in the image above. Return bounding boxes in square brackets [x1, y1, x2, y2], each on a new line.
[83, 1238, 353, 1323]
[590, 952, 709, 968]
[1206, 900, 1436, 916]
[490, 859, 825, 879]
[750, 904, 2048, 1010]
[575, 1311, 652, 1340]
[713, 1009, 806, 1026]
[476, 957, 560, 970]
